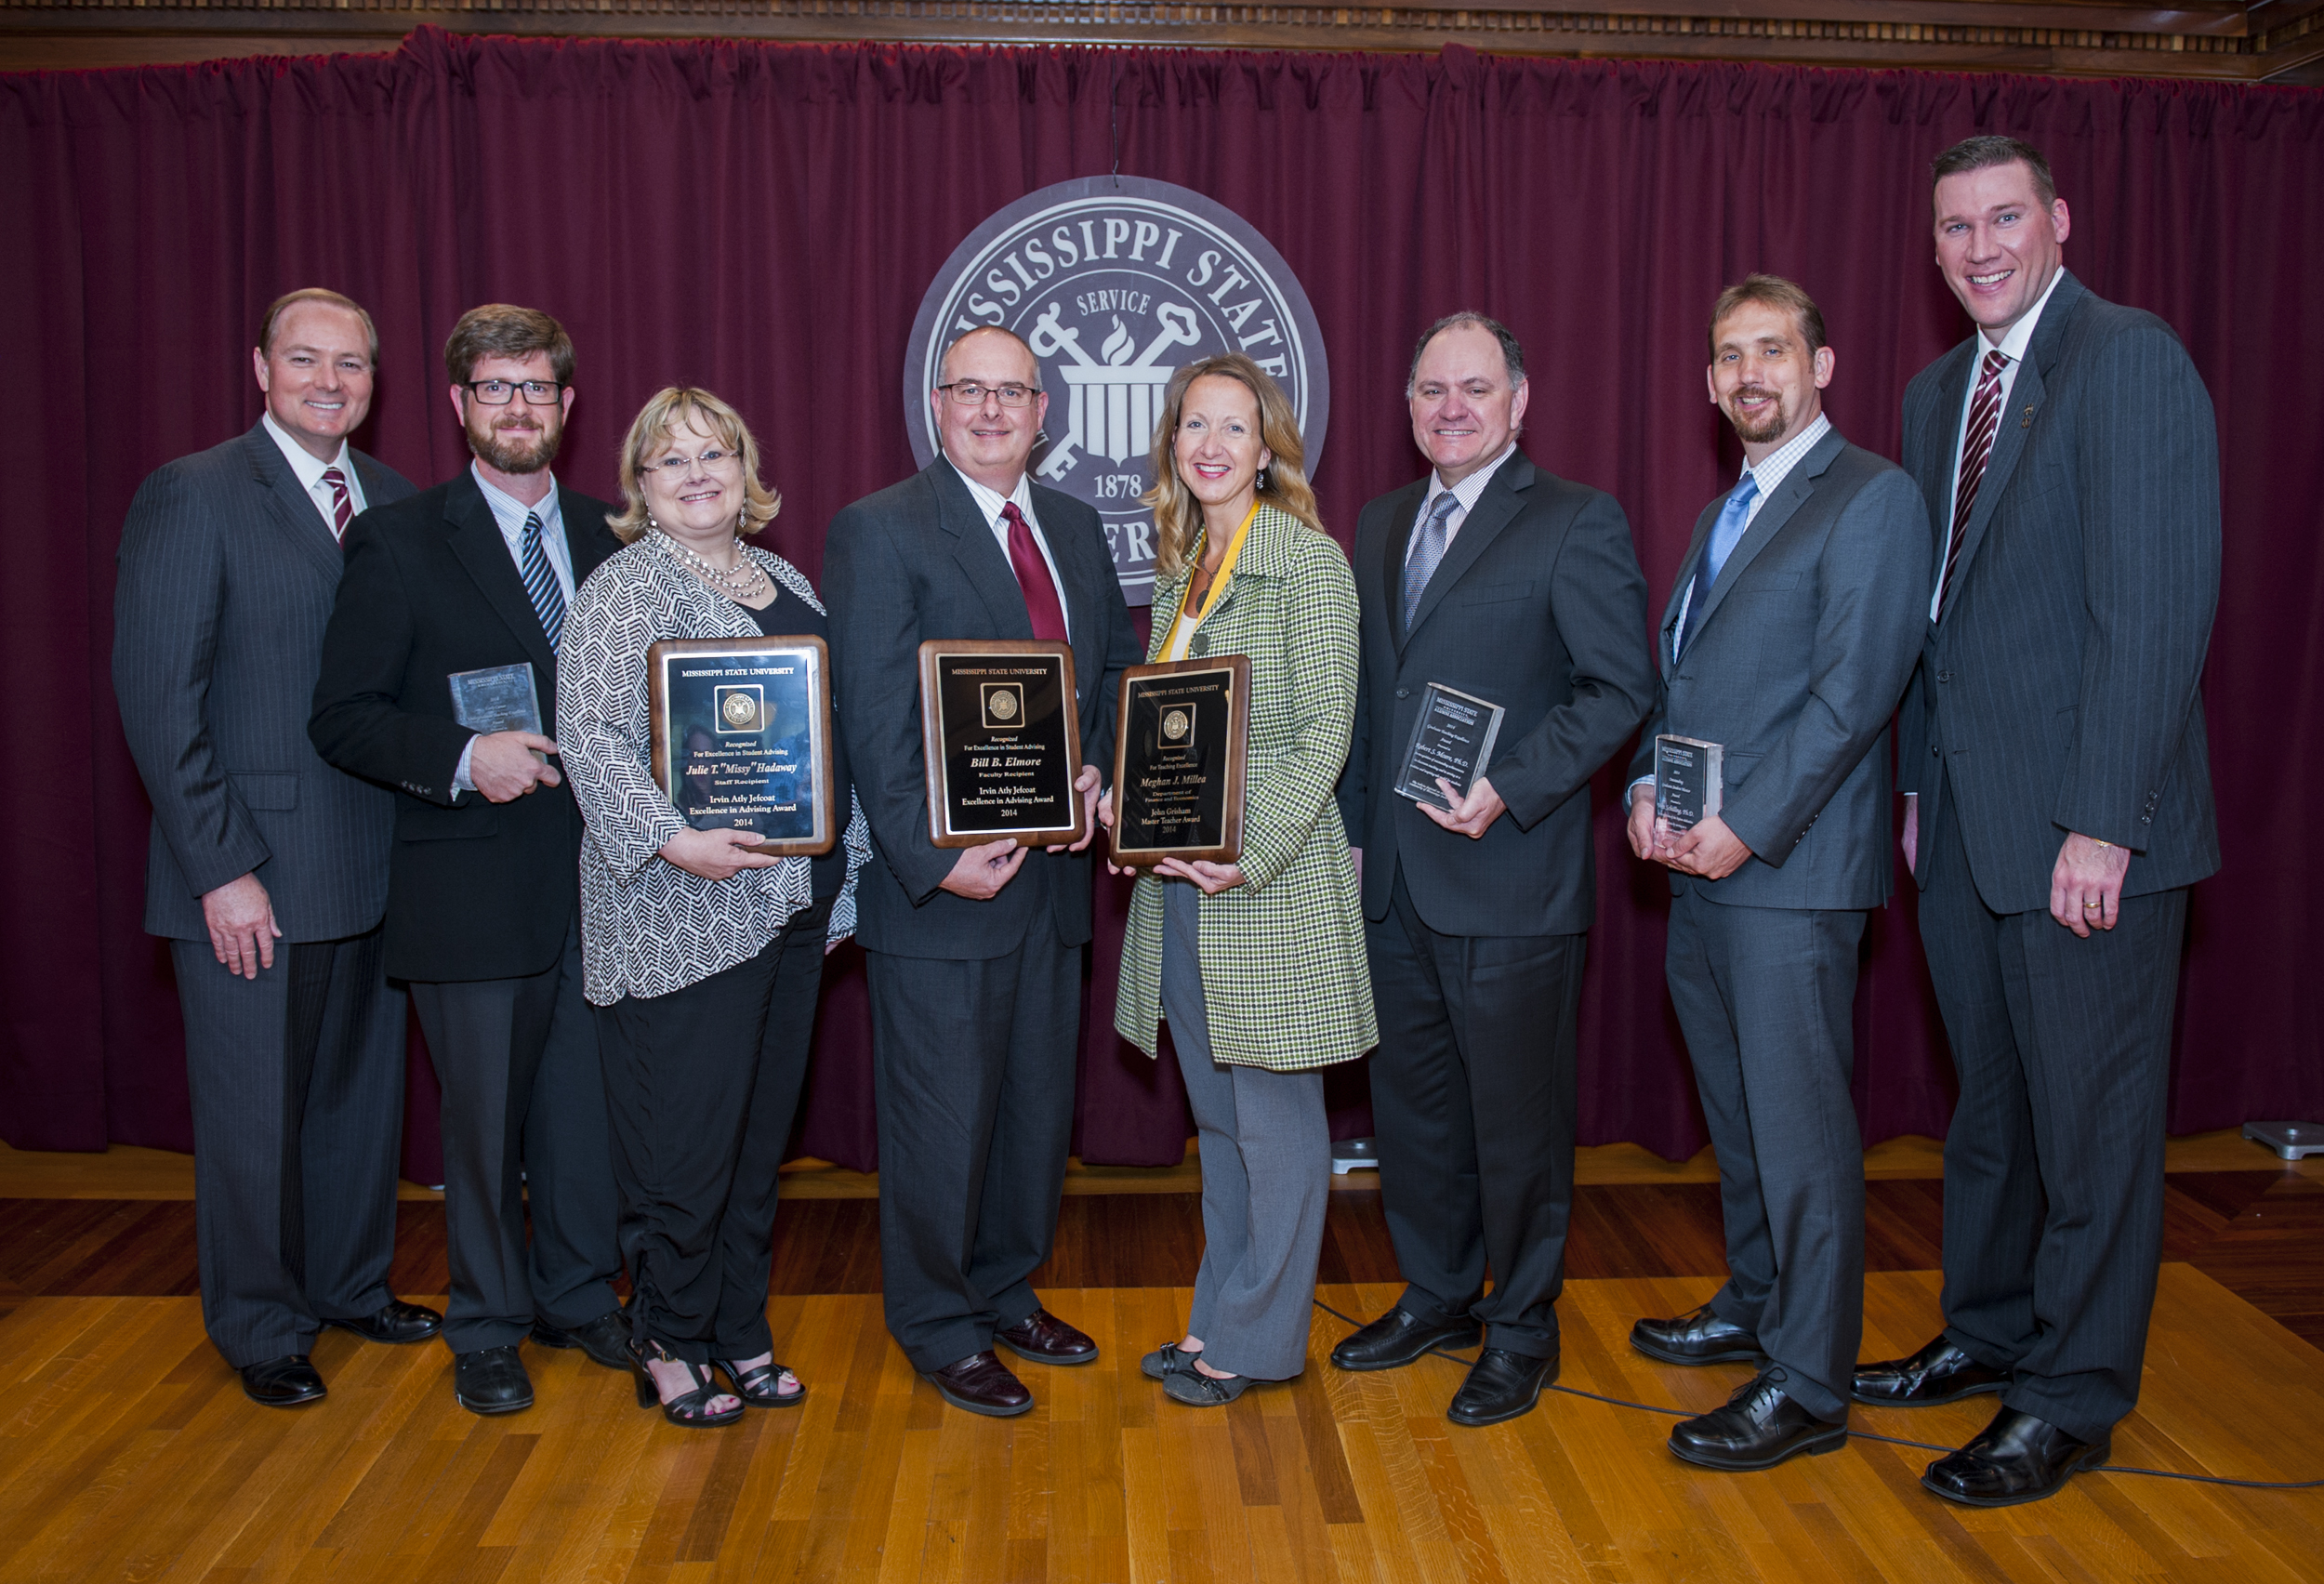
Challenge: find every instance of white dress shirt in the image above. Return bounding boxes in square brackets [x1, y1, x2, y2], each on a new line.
[261, 411, 367, 530]
[1932, 264, 2066, 620]
[453, 464, 571, 795]
[957, 463, 1072, 641]
[1403, 441, 1518, 573]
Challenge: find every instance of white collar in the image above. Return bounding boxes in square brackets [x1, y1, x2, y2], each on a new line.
[260, 410, 350, 490]
[1423, 441, 1518, 514]
[953, 460, 1034, 529]
[1980, 265, 2067, 365]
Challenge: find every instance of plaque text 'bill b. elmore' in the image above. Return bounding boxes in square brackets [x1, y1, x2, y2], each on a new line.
[920, 640, 1085, 849]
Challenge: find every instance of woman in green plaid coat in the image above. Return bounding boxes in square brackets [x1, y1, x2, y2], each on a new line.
[1102, 354, 1375, 1406]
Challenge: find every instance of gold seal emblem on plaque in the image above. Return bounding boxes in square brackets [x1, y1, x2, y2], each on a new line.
[722, 692, 758, 728]
[990, 690, 1019, 720]
[1162, 708, 1190, 741]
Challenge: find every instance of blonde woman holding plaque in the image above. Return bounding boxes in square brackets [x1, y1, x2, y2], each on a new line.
[1100, 353, 1374, 1405]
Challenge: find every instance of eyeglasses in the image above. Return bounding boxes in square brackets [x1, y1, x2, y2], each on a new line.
[462, 378, 564, 406]
[936, 381, 1039, 408]
[646, 448, 740, 476]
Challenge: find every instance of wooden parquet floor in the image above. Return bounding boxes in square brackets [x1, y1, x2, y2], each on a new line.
[5, 1270, 2322, 1583]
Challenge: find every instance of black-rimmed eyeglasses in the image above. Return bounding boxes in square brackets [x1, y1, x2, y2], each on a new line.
[936, 381, 1039, 408]
[462, 378, 565, 406]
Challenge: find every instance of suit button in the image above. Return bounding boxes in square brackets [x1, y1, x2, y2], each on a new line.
[1395, 688, 1409, 699]
[1936, 670, 1953, 683]
[1190, 636, 1208, 657]
[1931, 746, 1941, 758]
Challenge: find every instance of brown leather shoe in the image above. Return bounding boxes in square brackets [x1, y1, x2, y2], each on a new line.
[923, 1351, 1034, 1417]
[995, 1307, 1099, 1366]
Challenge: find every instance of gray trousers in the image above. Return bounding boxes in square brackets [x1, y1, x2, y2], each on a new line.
[1665, 888, 1866, 1422]
[1162, 880, 1328, 1381]
[170, 929, 406, 1368]
[409, 917, 622, 1353]
[1920, 792, 2185, 1441]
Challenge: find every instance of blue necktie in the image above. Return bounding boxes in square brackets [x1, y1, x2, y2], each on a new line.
[1675, 474, 1759, 657]
[520, 511, 566, 653]
[1402, 491, 1463, 629]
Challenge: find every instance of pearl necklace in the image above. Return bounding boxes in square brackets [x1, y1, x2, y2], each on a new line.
[650, 524, 771, 601]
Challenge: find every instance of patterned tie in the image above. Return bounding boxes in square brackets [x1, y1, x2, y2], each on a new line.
[519, 511, 566, 653]
[319, 465, 354, 541]
[1001, 501, 1068, 643]
[1934, 348, 2010, 621]
[1402, 490, 1463, 629]
[1676, 474, 1760, 658]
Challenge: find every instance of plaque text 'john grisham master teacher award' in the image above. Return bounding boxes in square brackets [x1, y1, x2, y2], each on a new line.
[1108, 655, 1249, 867]
[648, 637, 836, 857]
[918, 640, 1085, 849]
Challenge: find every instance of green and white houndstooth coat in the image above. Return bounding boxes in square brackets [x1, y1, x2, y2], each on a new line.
[1114, 504, 1377, 1072]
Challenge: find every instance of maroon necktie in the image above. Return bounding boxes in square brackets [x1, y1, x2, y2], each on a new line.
[1001, 501, 1068, 643]
[1934, 349, 2008, 621]
[320, 465, 354, 542]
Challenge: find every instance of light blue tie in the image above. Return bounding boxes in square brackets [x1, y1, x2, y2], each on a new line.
[1402, 491, 1463, 629]
[520, 511, 566, 653]
[1675, 474, 1759, 657]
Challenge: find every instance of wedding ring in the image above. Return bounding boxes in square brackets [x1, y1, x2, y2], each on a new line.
[2082, 901, 2101, 911]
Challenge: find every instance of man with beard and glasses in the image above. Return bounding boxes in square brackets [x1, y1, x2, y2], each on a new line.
[1622, 275, 1925, 1470]
[311, 304, 627, 1415]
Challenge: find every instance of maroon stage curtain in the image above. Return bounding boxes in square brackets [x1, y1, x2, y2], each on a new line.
[4, 33, 2318, 1177]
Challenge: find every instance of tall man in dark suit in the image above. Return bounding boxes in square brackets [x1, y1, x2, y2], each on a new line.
[1855, 136, 2222, 1508]
[1622, 276, 1927, 1470]
[1331, 313, 1656, 1426]
[113, 288, 442, 1408]
[824, 326, 1139, 1417]
[310, 305, 627, 1416]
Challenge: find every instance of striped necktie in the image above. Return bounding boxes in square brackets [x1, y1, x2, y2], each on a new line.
[520, 511, 565, 653]
[1403, 490, 1462, 629]
[319, 466, 354, 541]
[1934, 349, 2009, 621]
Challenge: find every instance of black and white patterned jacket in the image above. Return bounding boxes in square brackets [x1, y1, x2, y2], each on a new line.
[557, 535, 867, 1005]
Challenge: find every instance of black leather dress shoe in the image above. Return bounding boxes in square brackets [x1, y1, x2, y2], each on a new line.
[1329, 1307, 1483, 1372]
[1446, 1347, 1558, 1427]
[322, 1299, 443, 1346]
[1631, 1302, 1763, 1366]
[455, 1347, 535, 1416]
[1852, 1334, 2011, 1406]
[995, 1307, 1099, 1366]
[240, 1354, 327, 1408]
[923, 1351, 1034, 1418]
[1669, 1368, 1848, 1470]
[532, 1310, 630, 1372]
[1921, 1406, 2109, 1507]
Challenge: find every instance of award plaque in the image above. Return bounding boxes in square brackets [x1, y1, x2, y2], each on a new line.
[647, 637, 836, 857]
[1653, 734, 1725, 835]
[919, 640, 1085, 849]
[1393, 683, 1506, 812]
[1108, 655, 1250, 868]
[448, 662, 544, 735]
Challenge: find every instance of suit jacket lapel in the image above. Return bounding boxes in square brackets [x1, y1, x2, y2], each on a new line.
[1660, 498, 1722, 673]
[1688, 428, 1844, 644]
[560, 485, 619, 585]
[931, 457, 1036, 642]
[1380, 481, 1426, 650]
[1406, 454, 1531, 642]
[444, 471, 559, 680]
[1031, 477, 1109, 706]
[241, 424, 347, 580]
[1941, 271, 2084, 614]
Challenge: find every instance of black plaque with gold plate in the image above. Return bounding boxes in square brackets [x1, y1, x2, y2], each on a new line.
[646, 636, 836, 856]
[918, 639, 1085, 849]
[1108, 654, 1249, 868]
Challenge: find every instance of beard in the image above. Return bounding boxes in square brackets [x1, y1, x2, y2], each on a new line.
[1723, 387, 1790, 446]
[470, 416, 561, 474]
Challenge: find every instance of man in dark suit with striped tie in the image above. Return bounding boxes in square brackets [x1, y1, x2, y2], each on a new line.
[114, 289, 440, 1407]
[310, 305, 627, 1416]
[1857, 136, 2222, 1508]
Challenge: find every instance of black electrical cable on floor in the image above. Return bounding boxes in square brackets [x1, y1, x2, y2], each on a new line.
[1308, 1298, 2323, 1490]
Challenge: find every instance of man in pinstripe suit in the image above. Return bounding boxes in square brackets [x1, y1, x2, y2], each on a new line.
[1855, 137, 2222, 1507]
[113, 289, 441, 1408]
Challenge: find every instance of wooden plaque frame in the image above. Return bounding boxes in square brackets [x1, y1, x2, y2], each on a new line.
[1107, 654, 1250, 869]
[647, 634, 837, 857]
[918, 639, 1086, 850]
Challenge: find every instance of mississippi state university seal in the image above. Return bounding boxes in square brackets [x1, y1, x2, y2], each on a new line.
[906, 177, 1329, 605]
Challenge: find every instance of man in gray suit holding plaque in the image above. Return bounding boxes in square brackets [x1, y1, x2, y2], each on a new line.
[112, 288, 439, 1408]
[1857, 136, 2220, 1510]
[1624, 274, 1925, 1471]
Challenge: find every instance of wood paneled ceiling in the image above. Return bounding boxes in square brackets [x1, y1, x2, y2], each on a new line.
[4, 0, 2320, 82]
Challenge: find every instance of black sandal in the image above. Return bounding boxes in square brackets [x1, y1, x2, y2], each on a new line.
[1164, 1366, 1256, 1406]
[717, 1357, 807, 1408]
[627, 1338, 745, 1427]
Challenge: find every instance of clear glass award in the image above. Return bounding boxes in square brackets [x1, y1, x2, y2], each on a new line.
[1653, 734, 1725, 833]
